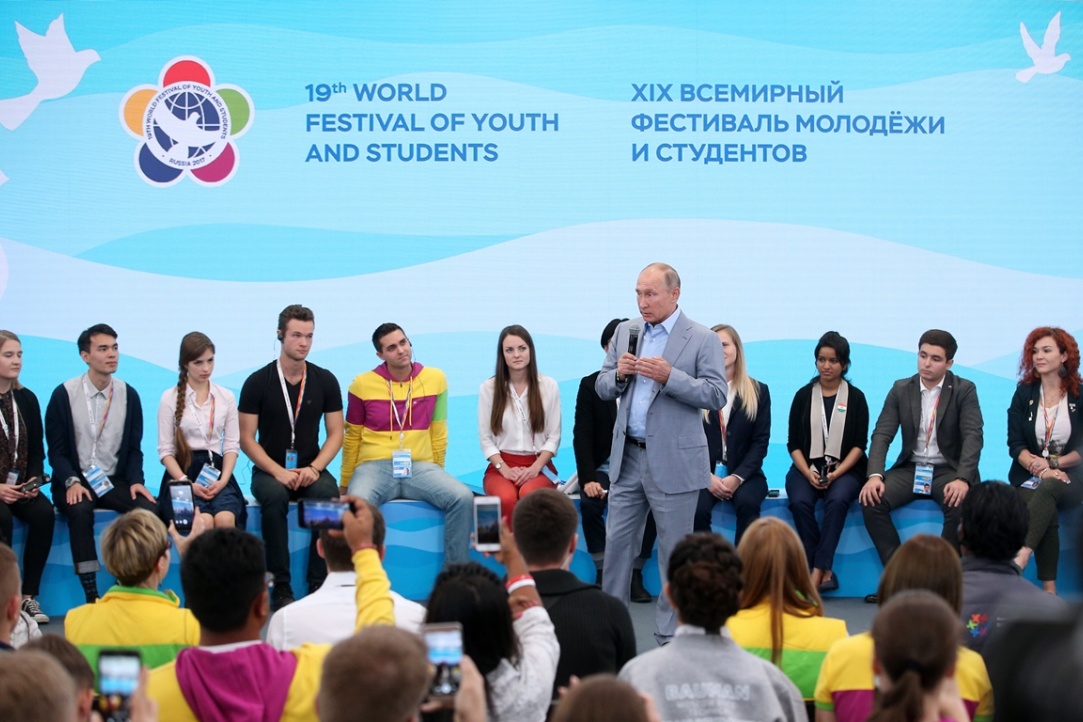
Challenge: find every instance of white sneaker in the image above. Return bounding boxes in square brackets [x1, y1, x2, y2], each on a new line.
[21, 597, 49, 624]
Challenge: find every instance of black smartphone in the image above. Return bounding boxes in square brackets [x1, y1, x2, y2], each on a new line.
[20, 474, 49, 493]
[298, 498, 350, 530]
[423, 622, 463, 700]
[96, 649, 141, 721]
[169, 481, 195, 534]
[472, 496, 501, 552]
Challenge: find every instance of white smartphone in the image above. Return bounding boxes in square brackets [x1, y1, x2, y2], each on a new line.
[473, 495, 501, 552]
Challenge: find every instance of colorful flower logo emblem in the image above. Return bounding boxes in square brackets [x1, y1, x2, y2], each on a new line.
[120, 57, 253, 186]
[966, 613, 989, 639]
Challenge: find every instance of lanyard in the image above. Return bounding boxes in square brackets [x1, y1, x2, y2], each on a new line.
[189, 386, 221, 466]
[82, 375, 114, 463]
[277, 361, 306, 448]
[0, 391, 19, 465]
[387, 379, 413, 448]
[511, 387, 538, 455]
[1040, 386, 1062, 453]
[922, 389, 942, 456]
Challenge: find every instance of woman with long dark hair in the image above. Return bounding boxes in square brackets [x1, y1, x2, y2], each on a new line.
[478, 325, 561, 521]
[157, 332, 245, 528]
[425, 520, 558, 722]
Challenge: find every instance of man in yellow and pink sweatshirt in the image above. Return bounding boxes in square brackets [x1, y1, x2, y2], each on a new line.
[341, 323, 474, 563]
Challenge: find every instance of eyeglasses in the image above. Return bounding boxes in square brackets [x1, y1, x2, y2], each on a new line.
[160, 537, 173, 558]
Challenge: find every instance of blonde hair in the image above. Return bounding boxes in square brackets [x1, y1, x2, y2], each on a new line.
[0, 331, 24, 390]
[704, 324, 760, 421]
[737, 518, 823, 664]
[101, 509, 169, 586]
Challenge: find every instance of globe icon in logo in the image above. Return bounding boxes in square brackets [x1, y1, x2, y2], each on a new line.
[147, 84, 230, 167]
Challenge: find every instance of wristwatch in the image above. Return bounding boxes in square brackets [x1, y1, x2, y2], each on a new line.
[494, 461, 503, 471]
[64, 476, 81, 489]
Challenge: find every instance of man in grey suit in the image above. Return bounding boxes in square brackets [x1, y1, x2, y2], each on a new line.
[596, 262, 727, 643]
[860, 329, 983, 575]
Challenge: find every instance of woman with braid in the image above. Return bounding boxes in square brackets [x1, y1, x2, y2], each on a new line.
[156, 332, 245, 529]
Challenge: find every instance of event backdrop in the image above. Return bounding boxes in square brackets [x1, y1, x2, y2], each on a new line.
[1, 2, 1080, 499]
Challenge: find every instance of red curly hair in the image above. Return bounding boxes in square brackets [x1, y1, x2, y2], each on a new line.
[1018, 327, 1081, 397]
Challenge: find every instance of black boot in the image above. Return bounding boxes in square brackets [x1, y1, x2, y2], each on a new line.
[630, 569, 651, 603]
[79, 572, 99, 604]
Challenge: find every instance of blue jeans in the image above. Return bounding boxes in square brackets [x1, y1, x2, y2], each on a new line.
[348, 459, 474, 564]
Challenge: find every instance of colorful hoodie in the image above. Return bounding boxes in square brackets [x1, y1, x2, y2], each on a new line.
[340, 362, 449, 480]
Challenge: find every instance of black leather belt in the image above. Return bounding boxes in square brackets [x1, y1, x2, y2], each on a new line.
[626, 437, 647, 449]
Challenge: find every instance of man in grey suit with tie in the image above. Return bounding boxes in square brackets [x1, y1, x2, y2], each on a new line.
[860, 329, 984, 579]
[596, 262, 727, 643]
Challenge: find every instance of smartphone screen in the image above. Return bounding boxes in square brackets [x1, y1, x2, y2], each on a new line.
[97, 650, 141, 721]
[169, 482, 194, 533]
[423, 622, 463, 700]
[473, 496, 501, 551]
[298, 498, 349, 530]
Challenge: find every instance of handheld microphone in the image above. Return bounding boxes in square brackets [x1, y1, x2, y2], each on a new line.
[627, 324, 641, 357]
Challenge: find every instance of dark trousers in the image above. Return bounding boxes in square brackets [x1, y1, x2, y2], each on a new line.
[579, 471, 656, 562]
[1017, 470, 1083, 581]
[0, 495, 55, 595]
[693, 475, 768, 545]
[54, 478, 157, 574]
[785, 466, 861, 571]
[251, 469, 338, 589]
[860, 463, 961, 566]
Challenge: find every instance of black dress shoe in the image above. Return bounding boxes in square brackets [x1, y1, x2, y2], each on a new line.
[630, 569, 651, 603]
[817, 573, 839, 594]
[864, 593, 879, 604]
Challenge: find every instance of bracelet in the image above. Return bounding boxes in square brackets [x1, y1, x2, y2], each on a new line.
[310, 465, 322, 474]
[511, 575, 537, 593]
[507, 579, 536, 594]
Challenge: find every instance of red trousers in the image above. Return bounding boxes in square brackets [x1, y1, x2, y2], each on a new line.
[483, 452, 557, 523]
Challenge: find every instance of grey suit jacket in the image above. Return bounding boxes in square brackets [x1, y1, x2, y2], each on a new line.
[595, 311, 727, 493]
[867, 371, 983, 484]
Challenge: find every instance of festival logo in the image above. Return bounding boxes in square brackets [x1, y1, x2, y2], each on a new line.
[120, 57, 254, 186]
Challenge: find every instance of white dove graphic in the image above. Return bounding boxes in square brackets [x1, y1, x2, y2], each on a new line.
[153, 109, 224, 162]
[0, 14, 100, 131]
[1017, 11, 1071, 83]
[0, 169, 8, 186]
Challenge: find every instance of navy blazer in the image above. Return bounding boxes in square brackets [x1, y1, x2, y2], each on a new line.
[1007, 381, 1083, 485]
[703, 380, 771, 485]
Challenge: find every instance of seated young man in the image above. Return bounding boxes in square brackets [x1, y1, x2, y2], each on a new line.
[860, 329, 983, 591]
[148, 497, 393, 722]
[341, 323, 474, 564]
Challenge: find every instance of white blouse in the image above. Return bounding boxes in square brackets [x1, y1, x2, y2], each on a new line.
[478, 375, 561, 459]
[157, 382, 240, 461]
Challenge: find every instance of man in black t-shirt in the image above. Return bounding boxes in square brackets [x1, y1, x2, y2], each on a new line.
[239, 305, 344, 610]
